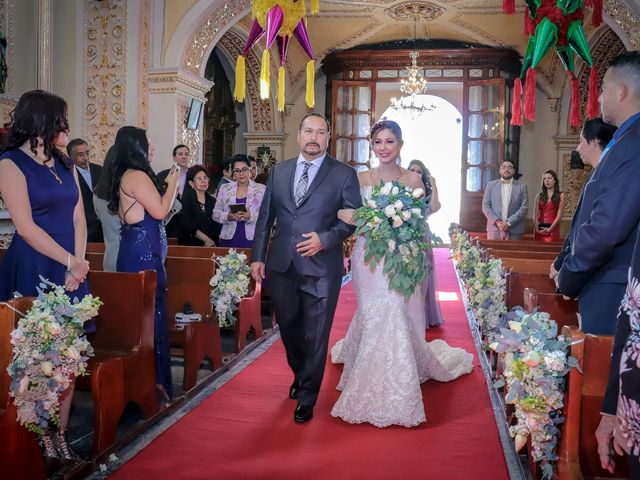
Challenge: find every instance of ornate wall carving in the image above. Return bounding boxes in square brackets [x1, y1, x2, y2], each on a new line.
[177, 103, 201, 160]
[562, 153, 591, 217]
[218, 29, 273, 132]
[183, 0, 251, 75]
[138, 0, 150, 129]
[604, 0, 640, 50]
[83, 0, 127, 164]
[5, 0, 14, 95]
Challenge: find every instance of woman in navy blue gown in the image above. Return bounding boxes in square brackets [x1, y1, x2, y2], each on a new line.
[0, 90, 90, 458]
[108, 126, 179, 400]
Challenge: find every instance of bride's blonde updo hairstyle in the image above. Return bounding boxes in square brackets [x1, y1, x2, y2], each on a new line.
[370, 119, 404, 146]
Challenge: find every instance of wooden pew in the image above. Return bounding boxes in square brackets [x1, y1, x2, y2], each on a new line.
[87, 243, 254, 263]
[556, 326, 628, 479]
[478, 240, 563, 253]
[77, 270, 159, 453]
[505, 272, 557, 309]
[526, 288, 579, 330]
[499, 258, 551, 275]
[165, 256, 222, 391]
[0, 298, 47, 480]
[488, 249, 558, 261]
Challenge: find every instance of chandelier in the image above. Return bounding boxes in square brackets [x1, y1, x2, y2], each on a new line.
[389, 18, 434, 117]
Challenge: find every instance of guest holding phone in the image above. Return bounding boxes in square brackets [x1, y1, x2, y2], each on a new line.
[213, 154, 265, 248]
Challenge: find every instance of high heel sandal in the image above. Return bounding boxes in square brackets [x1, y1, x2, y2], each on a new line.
[53, 429, 76, 460]
[40, 432, 58, 457]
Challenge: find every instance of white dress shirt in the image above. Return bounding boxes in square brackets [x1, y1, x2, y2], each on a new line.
[77, 166, 92, 190]
[500, 180, 512, 222]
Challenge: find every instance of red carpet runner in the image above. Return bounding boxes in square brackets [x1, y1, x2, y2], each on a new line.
[111, 249, 509, 479]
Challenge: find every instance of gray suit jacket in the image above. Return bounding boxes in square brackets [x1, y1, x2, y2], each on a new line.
[482, 179, 528, 234]
[252, 155, 362, 277]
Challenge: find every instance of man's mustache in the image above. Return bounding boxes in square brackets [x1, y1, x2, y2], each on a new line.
[306, 142, 320, 148]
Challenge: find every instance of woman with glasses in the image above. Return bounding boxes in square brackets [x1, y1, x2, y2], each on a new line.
[179, 164, 221, 246]
[213, 154, 266, 248]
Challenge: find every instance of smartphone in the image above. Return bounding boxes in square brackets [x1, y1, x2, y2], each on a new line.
[229, 204, 247, 214]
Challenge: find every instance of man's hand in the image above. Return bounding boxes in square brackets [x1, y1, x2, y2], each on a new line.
[549, 263, 559, 281]
[250, 261, 265, 283]
[297, 232, 324, 257]
[496, 220, 509, 232]
[596, 414, 624, 473]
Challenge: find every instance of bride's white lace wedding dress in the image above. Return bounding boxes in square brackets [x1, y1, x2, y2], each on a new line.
[330, 186, 474, 428]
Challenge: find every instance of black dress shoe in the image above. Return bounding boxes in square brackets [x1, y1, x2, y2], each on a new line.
[289, 381, 299, 399]
[294, 404, 313, 423]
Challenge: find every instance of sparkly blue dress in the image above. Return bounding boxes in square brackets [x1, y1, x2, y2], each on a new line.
[116, 196, 172, 399]
[0, 149, 89, 302]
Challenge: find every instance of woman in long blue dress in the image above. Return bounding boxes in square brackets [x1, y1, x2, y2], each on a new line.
[108, 126, 179, 401]
[0, 90, 90, 458]
[408, 159, 444, 330]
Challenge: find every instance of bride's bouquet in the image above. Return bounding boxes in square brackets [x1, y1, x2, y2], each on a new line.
[353, 181, 436, 298]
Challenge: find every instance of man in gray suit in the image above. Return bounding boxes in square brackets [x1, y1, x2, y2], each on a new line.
[251, 113, 362, 423]
[481, 159, 528, 240]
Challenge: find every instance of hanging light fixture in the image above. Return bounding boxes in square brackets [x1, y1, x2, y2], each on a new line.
[389, 17, 434, 117]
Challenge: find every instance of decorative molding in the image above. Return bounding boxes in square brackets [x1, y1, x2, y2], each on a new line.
[5, 0, 13, 95]
[547, 97, 560, 113]
[146, 68, 213, 97]
[385, 2, 446, 22]
[449, 13, 505, 47]
[182, 0, 250, 75]
[83, 0, 127, 164]
[218, 30, 273, 132]
[137, 0, 150, 129]
[604, 0, 640, 50]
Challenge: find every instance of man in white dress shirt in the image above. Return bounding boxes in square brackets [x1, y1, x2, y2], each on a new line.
[481, 159, 528, 240]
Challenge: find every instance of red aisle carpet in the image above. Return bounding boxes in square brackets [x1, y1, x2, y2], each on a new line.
[111, 249, 509, 479]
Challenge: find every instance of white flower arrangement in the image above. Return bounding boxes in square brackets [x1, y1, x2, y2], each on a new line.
[7, 278, 101, 434]
[491, 310, 579, 479]
[209, 249, 250, 327]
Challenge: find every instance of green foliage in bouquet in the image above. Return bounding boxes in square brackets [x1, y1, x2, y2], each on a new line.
[352, 181, 439, 298]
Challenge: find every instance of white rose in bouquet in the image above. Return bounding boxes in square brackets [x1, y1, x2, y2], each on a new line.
[391, 186, 399, 195]
[393, 200, 404, 211]
[367, 199, 377, 208]
[412, 188, 425, 199]
[402, 211, 411, 221]
[384, 205, 396, 218]
[392, 215, 403, 228]
[380, 183, 392, 195]
[411, 208, 423, 217]
[388, 239, 396, 252]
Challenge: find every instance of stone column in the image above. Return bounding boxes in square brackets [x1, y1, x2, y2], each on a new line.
[35, 0, 52, 91]
[146, 67, 213, 170]
[555, 134, 586, 224]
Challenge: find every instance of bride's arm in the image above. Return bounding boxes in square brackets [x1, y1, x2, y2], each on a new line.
[337, 208, 356, 225]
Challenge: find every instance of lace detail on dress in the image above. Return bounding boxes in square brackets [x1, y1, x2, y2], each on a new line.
[330, 196, 473, 428]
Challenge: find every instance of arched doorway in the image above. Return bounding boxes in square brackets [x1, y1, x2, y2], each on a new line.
[377, 94, 462, 242]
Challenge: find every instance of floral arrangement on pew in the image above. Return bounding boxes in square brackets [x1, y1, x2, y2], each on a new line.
[449, 225, 506, 340]
[490, 309, 579, 480]
[7, 278, 102, 434]
[466, 257, 507, 340]
[210, 249, 250, 327]
[352, 180, 437, 299]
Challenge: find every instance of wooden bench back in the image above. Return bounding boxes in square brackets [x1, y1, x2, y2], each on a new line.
[165, 256, 215, 329]
[87, 243, 252, 262]
[478, 240, 563, 252]
[499, 258, 551, 275]
[558, 326, 627, 479]
[87, 270, 156, 353]
[488, 249, 558, 261]
[526, 289, 579, 330]
[505, 272, 556, 309]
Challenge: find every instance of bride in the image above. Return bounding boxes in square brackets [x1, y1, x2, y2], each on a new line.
[331, 120, 474, 428]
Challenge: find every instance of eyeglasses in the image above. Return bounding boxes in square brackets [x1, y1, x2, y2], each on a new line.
[233, 168, 250, 174]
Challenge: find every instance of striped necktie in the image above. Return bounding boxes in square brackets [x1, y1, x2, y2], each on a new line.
[294, 161, 312, 206]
